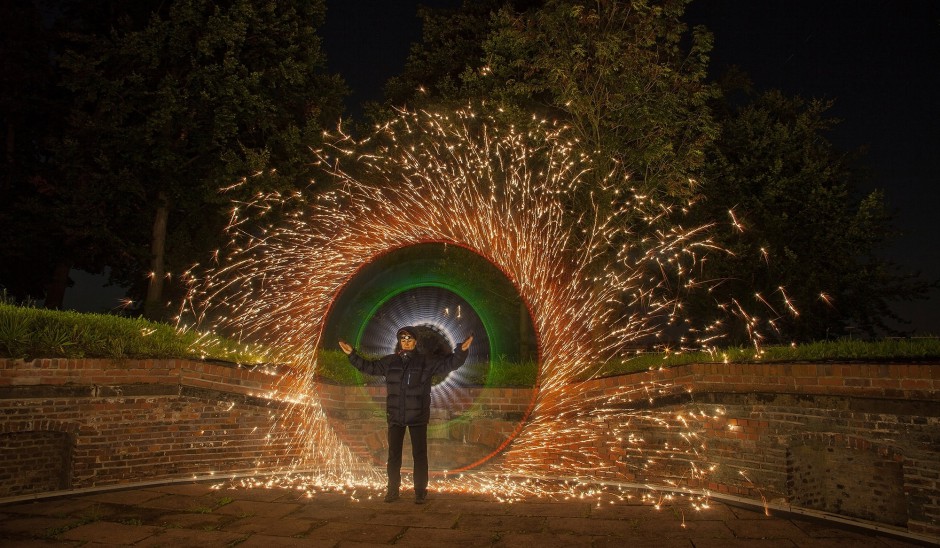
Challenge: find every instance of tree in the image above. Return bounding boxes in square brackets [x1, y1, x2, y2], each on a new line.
[374, 1, 719, 344]
[378, 0, 717, 199]
[690, 88, 934, 341]
[58, 0, 346, 319]
[0, 1, 56, 302]
[380, 0, 519, 111]
[0, 1, 110, 308]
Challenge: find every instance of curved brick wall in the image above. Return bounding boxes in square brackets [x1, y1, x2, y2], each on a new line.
[573, 362, 940, 536]
[1, 358, 937, 537]
[0, 358, 308, 494]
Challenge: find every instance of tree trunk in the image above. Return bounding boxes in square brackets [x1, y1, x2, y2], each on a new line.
[143, 191, 170, 320]
[43, 260, 71, 310]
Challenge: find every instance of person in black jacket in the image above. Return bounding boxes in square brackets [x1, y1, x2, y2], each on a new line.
[339, 326, 473, 504]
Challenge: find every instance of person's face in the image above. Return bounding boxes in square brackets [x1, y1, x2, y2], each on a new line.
[399, 333, 416, 351]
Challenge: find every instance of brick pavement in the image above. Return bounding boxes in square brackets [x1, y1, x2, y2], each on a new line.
[0, 481, 931, 547]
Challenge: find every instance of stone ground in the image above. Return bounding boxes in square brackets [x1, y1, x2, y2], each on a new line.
[0, 482, 932, 547]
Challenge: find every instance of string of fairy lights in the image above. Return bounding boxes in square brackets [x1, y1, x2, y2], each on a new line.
[179, 106, 794, 506]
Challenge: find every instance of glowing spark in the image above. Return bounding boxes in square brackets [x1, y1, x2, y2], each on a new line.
[777, 286, 799, 317]
[728, 209, 744, 232]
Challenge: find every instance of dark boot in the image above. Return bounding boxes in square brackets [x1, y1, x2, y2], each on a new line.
[415, 490, 427, 504]
[384, 488, 400, 503]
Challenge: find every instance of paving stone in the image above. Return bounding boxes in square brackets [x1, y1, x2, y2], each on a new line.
[282, 490, 362, 504]
[91, 506, 169, 527]
[356, 492, 400, 504]
[792, 519, 920, 548]
[223, 486, 298, 502]
[395, 527, 495, 547]
[724, 518, 814, 540]
[221, 515, 313, 536]
[155, 511, 230, 530]
[212, 499, 301, 518]
[502, 501, 592, 518]
[676, 501, 739, 521]
[306, 521, 403, 544]
[137, 493, 229, 513]
[58, 521, 161, 544]
[367, 509, 459, 529]
[275, 488, 368, 505]
[878, 535, 931, 547]
[81, 489, 168, 506]
[633, 518, 734, 539]
[289, 501, 374, 522]
[726, 504, 776, 520]
[73, 503, 117, 522]
[237, 533, 334, 547]
[288, 504, 378, 523]
[425, 498, 512, 515]
[143, 483, 217, 497]
[792, 518, 903, 541]
[3, 498, 102, 518]
[133, 527, 247, 547]
[455, 513, 547, 533]
[334, 542, 401, 548]
[593, 538, 693, 548]
[494, 531, 594, 547]
[691, 539, 798, 548]
[0, 540, 83, 547]
[271, 489, 321, 503]
[545, 516, 640, 537]
[760, 538, 889, 548]
[0, 516, 77, 538]
[588, 501, 659, 520]
[355, 494, 410, 507]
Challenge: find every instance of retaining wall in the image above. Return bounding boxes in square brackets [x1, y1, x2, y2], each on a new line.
[0, 359, 307, 494]
[0, 358, 937, 537]
[572, 363, 940, 536]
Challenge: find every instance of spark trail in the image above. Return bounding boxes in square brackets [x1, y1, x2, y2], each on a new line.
[181, 107, 786, 501]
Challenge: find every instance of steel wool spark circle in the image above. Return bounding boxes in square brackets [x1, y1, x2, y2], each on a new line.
[183, 106, 732, 485]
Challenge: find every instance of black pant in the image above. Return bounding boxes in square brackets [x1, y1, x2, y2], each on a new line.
[387, 424, 428, 494]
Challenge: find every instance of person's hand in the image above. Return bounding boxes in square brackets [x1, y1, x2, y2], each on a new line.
[460, 335, 473, 352]
[339, 340, 353, 355]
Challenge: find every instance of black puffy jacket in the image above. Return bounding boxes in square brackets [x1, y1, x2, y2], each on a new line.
[347, 346, 468, 426]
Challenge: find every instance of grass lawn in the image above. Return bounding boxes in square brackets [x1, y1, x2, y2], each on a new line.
[2, 302, 937, 386]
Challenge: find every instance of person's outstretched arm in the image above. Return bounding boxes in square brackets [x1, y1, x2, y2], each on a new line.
[432, 335, 474, 375]
[339, 340, 392, 376]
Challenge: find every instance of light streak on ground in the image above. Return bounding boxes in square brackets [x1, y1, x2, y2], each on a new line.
[180, 107, 789, 507]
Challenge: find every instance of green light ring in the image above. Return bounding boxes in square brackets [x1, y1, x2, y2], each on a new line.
[317, 239, 542, 474]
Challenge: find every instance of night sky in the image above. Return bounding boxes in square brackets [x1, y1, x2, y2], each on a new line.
[320, 0, 940, 335]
